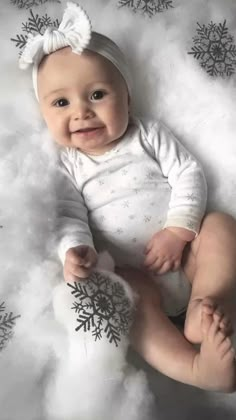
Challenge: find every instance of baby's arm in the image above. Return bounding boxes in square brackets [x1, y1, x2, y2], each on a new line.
[56, 152, 97, 281]
[144, 121, 207, 274]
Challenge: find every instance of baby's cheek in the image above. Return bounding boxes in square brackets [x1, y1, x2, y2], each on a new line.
[43, 116, 54, 133]
[111, 113, 128, 137]
[48, 121, 65, 142]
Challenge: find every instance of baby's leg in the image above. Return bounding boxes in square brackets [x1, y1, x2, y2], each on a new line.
[116, 267, 236, 391]
[183, 212, 236, 344]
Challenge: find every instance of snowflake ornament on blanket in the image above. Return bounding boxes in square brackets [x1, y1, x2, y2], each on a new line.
[68, 271, 133, 347]
[118, 0, 174, 17]
[10, 0, 61, 9]
[0, 301, 20, 351]
[188, 20, 236, 77]
[11, 8, 59, 54]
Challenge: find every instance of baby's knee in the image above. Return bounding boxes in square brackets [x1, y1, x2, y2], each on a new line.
[202, 212, 236, 235]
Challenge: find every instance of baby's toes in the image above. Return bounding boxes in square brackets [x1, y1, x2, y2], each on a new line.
[219, 336, 234, 359]
[212, 305, 224, 323]
[213, 328, 226, 348]
[201, 308, 213, 335]
[212, 308, 234, 335]
[202, 297, 216, 315]
[219, 316, 233, 335]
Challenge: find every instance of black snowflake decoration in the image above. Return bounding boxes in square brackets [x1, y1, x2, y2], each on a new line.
[0, 302, 20, 351]
[68, 272, 133, 347]
[10, 9, 60, 53]
[118, 0, 174, 17]
[188, 20, 236, 77]
[10, 0, 61, 9]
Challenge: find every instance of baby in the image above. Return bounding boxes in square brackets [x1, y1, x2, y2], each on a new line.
[20, 2, 236, 392]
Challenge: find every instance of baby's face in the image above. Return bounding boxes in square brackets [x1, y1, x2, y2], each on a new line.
[37, 47, 129, 154]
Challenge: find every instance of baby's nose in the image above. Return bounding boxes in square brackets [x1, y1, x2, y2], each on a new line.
[73, 102, 93, 120]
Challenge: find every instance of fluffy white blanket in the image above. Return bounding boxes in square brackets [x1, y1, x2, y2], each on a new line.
[1, 0, 236, 418]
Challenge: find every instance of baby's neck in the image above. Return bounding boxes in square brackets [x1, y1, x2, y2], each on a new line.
[84, 137, 123, 156]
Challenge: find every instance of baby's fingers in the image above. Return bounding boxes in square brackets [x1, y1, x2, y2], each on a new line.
[74, 267, 91, 279]
[144, 255, 166, 272]
[171, 259, 181, 272]
[66, 248, 84, 266]
[155, 260, 173, 275]
[144, 237, 155, 255]
[64, 260, 91, 282]
[70, 262, 88, 277]
[64, 266, 91, 283]
[144, 248, 159, 267]
[83, 253, 97, 268]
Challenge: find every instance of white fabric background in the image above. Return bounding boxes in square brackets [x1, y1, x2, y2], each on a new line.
[1, 0, 236, 418]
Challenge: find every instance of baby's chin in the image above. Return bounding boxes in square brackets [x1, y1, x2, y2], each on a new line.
[52, 133, 121, 154]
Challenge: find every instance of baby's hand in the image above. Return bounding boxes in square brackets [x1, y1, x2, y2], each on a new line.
[63, 245, 97, 283]
[144, 229, 187, 275]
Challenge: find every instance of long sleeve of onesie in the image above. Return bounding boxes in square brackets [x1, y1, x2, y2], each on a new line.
[56, 149, 95, 263]
[144, 120, 207, 234]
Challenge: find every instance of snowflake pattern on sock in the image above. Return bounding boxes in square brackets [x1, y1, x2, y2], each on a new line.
[0, 302, 20, 351]
[67, 272, 133, 347]
[117, 0, 174, 17]
[10, 0, 61, 9]
[10, 8, 59, 54]
[188, 20, 236, 77]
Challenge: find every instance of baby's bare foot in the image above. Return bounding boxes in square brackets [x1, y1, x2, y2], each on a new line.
[184, 297, 233, 343]
[192, 309, 236, 392]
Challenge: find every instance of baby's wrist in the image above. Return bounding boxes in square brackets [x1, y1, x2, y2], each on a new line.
[165, 227, 195, 242]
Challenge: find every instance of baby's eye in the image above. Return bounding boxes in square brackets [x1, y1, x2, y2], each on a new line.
[54, 98, 69, 107]
[90, 90, 106, 101]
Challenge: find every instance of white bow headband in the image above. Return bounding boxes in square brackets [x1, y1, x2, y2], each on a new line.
[19, 1, 131, 99]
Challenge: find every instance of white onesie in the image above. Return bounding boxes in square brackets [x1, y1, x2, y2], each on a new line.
[56, 117, 207, 316]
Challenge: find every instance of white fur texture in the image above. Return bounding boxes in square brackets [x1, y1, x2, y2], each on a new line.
[47, 260, 153, 420]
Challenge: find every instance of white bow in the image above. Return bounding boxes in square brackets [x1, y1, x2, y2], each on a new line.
[19, 2, 92, 69]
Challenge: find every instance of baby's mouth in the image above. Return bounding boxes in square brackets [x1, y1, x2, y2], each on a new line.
[73, 127, 103, 134]
[78, 128, 96, 133]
